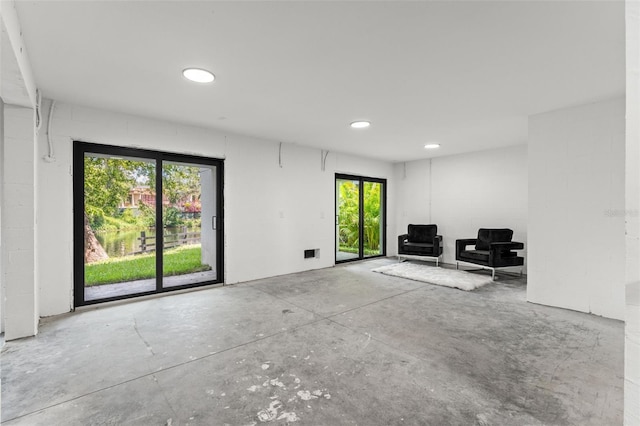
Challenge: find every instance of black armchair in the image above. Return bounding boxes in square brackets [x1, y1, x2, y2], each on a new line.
[455, 228, 524, 279]
[398, 224, 443, 266]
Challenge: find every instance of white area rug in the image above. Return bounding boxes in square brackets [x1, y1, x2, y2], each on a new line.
[372, 262, 493, 291]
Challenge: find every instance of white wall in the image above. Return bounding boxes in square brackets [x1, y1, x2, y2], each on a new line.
[528, 98, 625, 320]
[394, 160, 432, 228]
[394, 145, 528, 269]
[36, 101, 395, 317]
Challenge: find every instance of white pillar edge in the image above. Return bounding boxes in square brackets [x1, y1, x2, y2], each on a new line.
[625, 1, 640, 425]
[0, 0, 37, 107]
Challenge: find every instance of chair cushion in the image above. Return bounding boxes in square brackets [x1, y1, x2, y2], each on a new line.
[408, 224, 437, 243]
[476, 228, 513, 250]
[459, 250, 490, 263]
[403, 242, 436, 255]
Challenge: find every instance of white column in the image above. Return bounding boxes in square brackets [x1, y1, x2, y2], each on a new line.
[1, 104, 38, 340]
[625, 2, 640, 424]
[0, 98, 4, 335]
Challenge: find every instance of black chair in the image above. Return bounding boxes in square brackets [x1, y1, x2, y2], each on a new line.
[398, 224, 443, 266]
[455, 228, 524, 279]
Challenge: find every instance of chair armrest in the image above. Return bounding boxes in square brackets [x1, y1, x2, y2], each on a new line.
[398, 234, 409, 252]
[489, 241, 524, 265]
[456, 238, 477, 258]
[433, 235, 443, 255]
[489, 241, 524, 251]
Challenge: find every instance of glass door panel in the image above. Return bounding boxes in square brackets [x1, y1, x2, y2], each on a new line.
[336, 178, 360, 262]
[74, 142, 224, 307]
[335, 174, 386, 263]
[161, 161, 218, 288]
[83, 153, 157, 302]
[363, 181, 383, 258]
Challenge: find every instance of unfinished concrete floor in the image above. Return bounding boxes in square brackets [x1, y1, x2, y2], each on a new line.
[1, 258, 624, 425]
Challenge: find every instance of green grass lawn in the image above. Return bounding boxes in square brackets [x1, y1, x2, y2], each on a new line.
[85, 245, 211, 286]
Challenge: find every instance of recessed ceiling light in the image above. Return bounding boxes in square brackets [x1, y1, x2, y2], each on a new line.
[183, 68, 215, 83]
[424, 143, 440, 149]
[350, 121, 370, 129]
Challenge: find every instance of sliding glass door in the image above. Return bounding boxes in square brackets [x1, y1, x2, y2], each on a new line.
[80, 152, 159, 300]
[161, 160, 218, 289]
[335, 174, 386, 263]
[362, 180, 384, 258]
[74, 142, 224, 306]
[336, 177, 361, 262]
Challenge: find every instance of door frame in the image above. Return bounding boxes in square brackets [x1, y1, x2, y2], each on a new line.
[335, 173, 387, 264]
[73, 141, 224, 307]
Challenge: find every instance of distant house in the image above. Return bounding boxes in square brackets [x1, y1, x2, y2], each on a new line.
[120, 186, 200, 217]
[119, 186, 169, 210]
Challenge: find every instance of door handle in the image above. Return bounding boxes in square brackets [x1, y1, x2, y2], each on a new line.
[212, 216, 217, 230]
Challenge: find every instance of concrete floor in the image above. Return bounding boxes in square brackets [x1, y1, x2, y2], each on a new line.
[1, 258, 624, 425]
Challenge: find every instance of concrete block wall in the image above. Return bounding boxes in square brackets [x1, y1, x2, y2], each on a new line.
[35, 101, 396, 318]
[528, 98, 626, 321]
[1, 104, 38, 339]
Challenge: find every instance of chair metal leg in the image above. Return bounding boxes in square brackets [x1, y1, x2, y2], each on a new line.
[491, 268, 496, 280]
[456, 261, 459, 270]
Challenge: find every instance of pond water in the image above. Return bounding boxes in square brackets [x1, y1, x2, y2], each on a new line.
[96, 228, 197, 257]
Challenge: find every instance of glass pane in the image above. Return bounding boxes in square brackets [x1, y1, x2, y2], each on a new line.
[83, 154, 156, 301]
[363, 181, 383, 258]
[336, 178, 360, 262]
[161, 161, 217, 288]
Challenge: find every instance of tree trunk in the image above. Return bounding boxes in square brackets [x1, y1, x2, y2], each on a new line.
[84, 213, 108, 263]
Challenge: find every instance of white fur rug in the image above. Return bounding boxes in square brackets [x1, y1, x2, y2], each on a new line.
[372, 262, 492, 291]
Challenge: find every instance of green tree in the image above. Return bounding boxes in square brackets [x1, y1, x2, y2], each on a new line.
[163, 206, 183, 227]
[84, 157, 148, 228]
[84, 157, 202, 231]
[363, 182, 381, 252]
[143, 164, 201, 204]
[338, 181, 360, 251]
[144, 163, 202, 228]
[338, 180, 382, 254]
[162, 164, 201, 204]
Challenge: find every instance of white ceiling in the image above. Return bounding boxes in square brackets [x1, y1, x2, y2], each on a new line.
[14, 1, 624, 162]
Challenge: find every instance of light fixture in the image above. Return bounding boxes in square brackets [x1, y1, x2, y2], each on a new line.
[350, 121, 371, 129]
[182, 68, 215, 83]
[424, 143, 440, 149]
